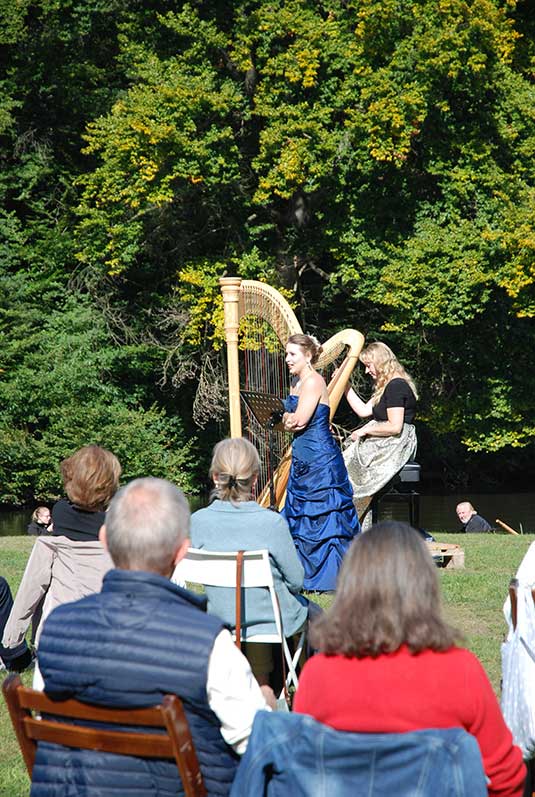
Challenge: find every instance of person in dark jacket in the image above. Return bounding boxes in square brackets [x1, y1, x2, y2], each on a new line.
[33, 477, 273, 797]
[0, 577, 33, 671]
[26, 506, 52, 536]
[456, 502, 492, 533]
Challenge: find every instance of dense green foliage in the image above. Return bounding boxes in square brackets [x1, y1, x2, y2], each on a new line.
[0, 274, 195, 502]
[1, 0, 535, 502]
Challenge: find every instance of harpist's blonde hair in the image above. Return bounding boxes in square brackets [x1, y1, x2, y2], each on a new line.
[359, 342, 418, 404]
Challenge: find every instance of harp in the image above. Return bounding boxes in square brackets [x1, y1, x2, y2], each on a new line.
[220, 277, 364, 509]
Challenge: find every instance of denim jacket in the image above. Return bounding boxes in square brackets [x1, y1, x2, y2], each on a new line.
[230, 712, 488, 797]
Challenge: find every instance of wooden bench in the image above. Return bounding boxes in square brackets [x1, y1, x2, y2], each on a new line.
[426, 541, 465, 569]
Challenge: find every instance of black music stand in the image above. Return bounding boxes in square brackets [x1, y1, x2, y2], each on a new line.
[241, 390, 286, 511]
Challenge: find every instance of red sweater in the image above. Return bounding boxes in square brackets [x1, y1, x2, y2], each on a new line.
[294, 646, 525, 797]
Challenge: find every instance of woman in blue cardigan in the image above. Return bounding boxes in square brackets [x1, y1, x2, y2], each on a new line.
[191, 437, 309, 685]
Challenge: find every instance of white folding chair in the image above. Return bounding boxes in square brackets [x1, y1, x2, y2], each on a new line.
[172, 548, 305, 693]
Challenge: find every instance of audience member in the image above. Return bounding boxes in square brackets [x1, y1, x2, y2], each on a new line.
[27, 507, 52, 536]
[502, 543, 535, 797]
[190, 437, 310, 685]
[33, 477, 273, 797]
[2, 445, 119, 657]
[456, 502, 492, 533]
[293, 521, 525, 797]
[0, 577, 33, 672]
[52, 444, 121, 540]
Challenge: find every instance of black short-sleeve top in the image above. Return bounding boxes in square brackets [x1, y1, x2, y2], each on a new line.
[52, 498, 105, 542]
[372, 377, 417, 424]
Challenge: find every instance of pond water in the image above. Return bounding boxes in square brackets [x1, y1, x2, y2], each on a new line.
[0, 508, 34, 536]
[379, 491, 535, 534]
[1, 491, 533, 536]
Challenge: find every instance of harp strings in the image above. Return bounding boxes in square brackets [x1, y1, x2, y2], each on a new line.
[239, 313, 292, 500]
[233, 281, 300, 500]
[238, 321, 362, 498]
[321, 348, 369, 441]
[241, 281, 301, 345]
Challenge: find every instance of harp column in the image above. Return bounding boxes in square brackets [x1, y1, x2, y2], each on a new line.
[220, 277, 242, 438]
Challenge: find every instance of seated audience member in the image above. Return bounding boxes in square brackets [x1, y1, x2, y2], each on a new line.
[24, 507, 53, 649]
[502, 543, 535, 797]
[456, 501, 492, 533]
[0, 577, 33, 672]
[293, 521, 525, 797]
[52, 444, 121, 541]
[33, 477, 273, 797]
[502, 539, 535, 632]
[2, 445, 119, 656]
[27, 507, 52, 536]
[190, 437, 310, 685]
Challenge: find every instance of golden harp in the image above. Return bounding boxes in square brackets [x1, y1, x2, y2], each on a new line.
[220, 277, 364, 509]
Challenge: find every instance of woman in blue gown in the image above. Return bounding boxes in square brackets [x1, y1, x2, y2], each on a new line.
[281, 334, 360, 592]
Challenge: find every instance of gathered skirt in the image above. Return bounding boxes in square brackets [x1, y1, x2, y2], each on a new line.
[343, 423, 417, 500]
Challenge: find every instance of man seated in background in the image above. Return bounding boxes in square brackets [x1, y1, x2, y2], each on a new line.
[456, 501, 492, 533]
[33, 477, 273, 797]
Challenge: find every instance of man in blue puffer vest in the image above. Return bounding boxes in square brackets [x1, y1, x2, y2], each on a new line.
[32, 477, 273, 797]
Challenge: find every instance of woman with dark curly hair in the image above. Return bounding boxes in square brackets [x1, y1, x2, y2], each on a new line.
[294, 521, 525, 797]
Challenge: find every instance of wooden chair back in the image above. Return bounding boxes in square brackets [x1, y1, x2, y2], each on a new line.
[2, 674, 207, 797]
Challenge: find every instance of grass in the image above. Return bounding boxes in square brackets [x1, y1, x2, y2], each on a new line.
[0, 536, 34, 797]
[0, 532, 532, 795]
[438, 533, 532, 689]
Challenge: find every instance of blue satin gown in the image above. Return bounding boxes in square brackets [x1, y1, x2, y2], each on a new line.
[281, 395, 360, 591]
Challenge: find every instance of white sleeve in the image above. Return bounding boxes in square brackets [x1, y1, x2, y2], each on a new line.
[516, 542, 535, 585]
[206, 629, 270, 755]
[504, 541, 535, 624]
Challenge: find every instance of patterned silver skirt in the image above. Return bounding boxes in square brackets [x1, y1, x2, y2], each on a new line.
[342, 423, 417, 500]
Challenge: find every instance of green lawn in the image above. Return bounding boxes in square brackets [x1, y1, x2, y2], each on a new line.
[1, 536, 35, 797]
[0, 532, 532, 796]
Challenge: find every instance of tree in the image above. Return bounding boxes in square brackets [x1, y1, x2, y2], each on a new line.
[2, 0, 535, 495]
[72, 0, 535, 484]
[0, 277, 195, 503]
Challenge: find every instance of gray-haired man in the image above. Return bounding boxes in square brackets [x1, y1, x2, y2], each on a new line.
[456, 501, 492, 533]
[32, 477, 272, 797]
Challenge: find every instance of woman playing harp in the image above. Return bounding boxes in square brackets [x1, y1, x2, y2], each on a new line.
[342, 343, 418, 513]
[282, 334, 360, 593]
